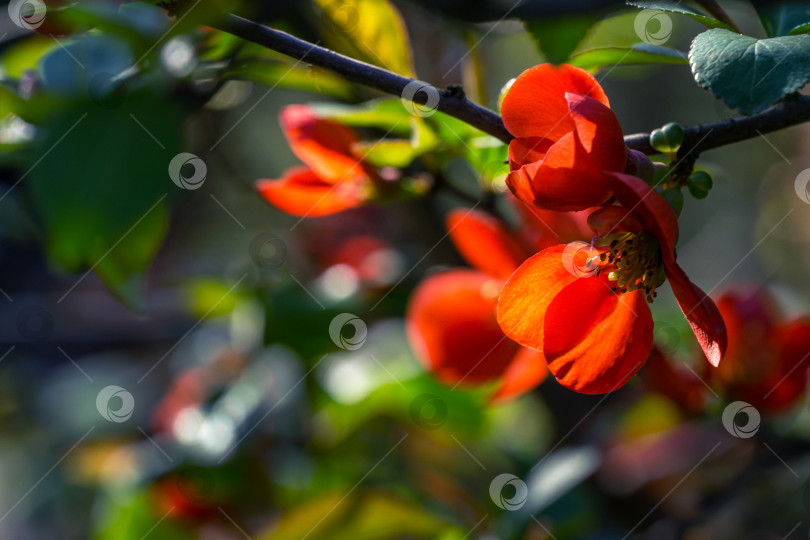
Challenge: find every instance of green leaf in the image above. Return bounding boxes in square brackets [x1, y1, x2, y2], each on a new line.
[313, 0, 415, 78]
[689, 29, 810, 115]
[223, 59, 354, 99]
[93, 489, 194, 540]
[258, 491, 454, 540]
[569, 43, 687, 70]
[29, 91, 182, 309]
[756, 3, 810, 37]
[525, 14, 596, 64]
[628, 1, 734, 30]
[309, 98, 413, 133]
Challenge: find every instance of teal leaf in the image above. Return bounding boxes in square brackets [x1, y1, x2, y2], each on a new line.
[525, 14, 596, 64]
[689, 29, 810, 115]
[569, 43, 687, 70]
[628, 1, 734, 30]
[756, 3, 810, 37]
[39, 34, 133, 96]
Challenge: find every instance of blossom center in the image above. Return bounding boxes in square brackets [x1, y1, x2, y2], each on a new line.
[594, 232, 663, 303]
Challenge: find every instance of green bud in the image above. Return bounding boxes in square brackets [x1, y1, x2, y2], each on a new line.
[650, 122, 684, 153]
[686, 170, 713, 199]
[660, 187, 684, 216]
[652, 162, 670, 184]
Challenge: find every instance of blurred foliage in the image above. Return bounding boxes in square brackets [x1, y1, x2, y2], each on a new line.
[0, 1, 808, 540]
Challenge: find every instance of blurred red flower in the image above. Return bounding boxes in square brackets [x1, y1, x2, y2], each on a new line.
[497, 173, 727, 394]
[710, 289, 810, 413]
[256, 105, 377, 217]
[406, 203, 590, 401]
[501, 64, 627, 211]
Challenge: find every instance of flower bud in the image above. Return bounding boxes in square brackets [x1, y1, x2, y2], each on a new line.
[660, 186, 684, 216]
[625, 149, 655, 184]
[686, 170, 713, 199]
[650, 122, 684, 154]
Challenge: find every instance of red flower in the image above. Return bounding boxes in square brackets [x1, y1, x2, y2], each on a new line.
[406, 204, 590, 401]
[256, 105, 376, 217]
[709, 289, 810, 413]
[501, 64, 627, 212]
[497, 172, 727, 394]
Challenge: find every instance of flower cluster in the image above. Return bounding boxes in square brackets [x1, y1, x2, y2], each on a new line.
[409, 64, 729, 397]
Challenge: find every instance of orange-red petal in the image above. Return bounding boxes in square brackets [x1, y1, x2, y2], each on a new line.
[713, 289, 778, 384]
[497, 245, 579, 350]
[665, 263, 727, 367]
[491, 347, 548, 403]
[566, 92, 627, 174]
[543, 275, 653, 394]
[604, 172, 679, 264]
[501, 64, 610, 141]
[508, 137, 554, 169]
[406, 270, 519, 385]
[765, 318, 810, 411]
[256, 167, 370, 217]
[509, 195, 593, 251]
[280, 105, 368, 183]
[446, 209, 526, 280]
[506, 132, 613, 211]
[587, 206, 644, 236]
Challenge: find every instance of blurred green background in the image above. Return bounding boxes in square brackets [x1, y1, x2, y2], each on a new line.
[0, 1, 808, 539]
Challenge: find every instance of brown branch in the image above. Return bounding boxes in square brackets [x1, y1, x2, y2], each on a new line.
[212, 13, 810, 160]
